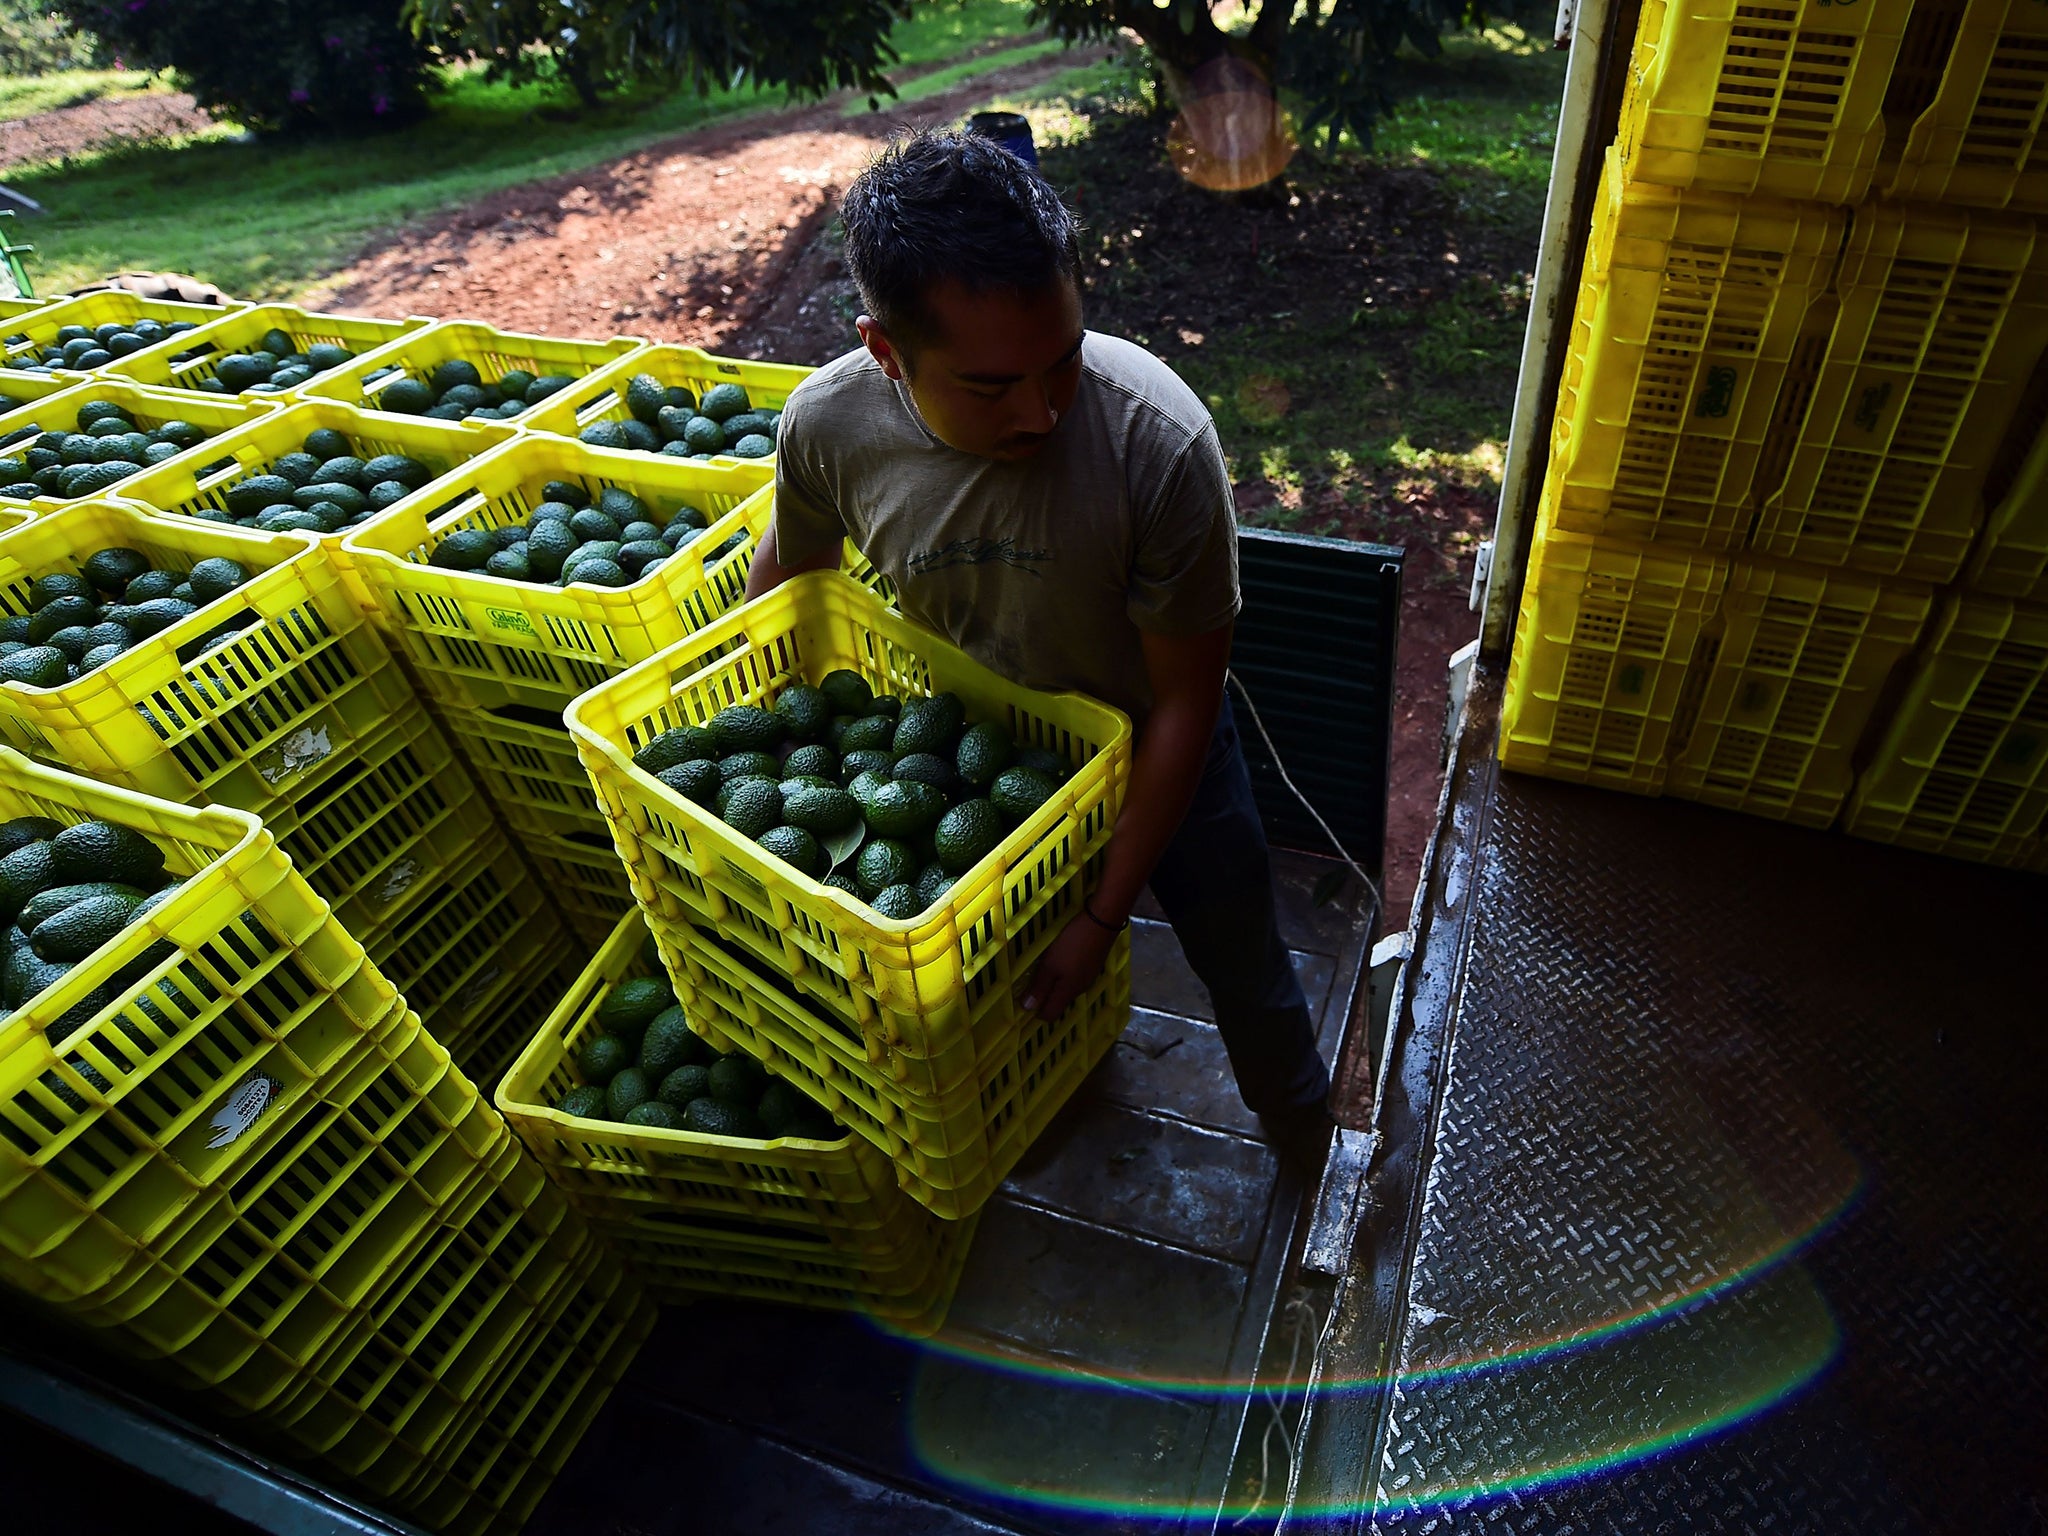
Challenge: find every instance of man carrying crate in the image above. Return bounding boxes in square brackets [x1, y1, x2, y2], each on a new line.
[743, 129, 1333, 1175]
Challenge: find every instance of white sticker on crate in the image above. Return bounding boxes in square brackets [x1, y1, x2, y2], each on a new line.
[207, 1073, 282, 1149]
[256, 725, 333, 785]
[376, 856, 421, 903]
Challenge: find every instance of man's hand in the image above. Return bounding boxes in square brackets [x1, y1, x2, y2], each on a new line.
[1020, 907, 1119, 1022]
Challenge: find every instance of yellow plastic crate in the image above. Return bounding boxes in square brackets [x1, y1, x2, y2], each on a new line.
[65, 1016, 515, 1391]
[0, 381, 273, 515]
[397, 518, 894, 733]
[405, 689, 631, 943]
[0, 502, 416, 812]
[513, 830, 638, 948]
[568, 569, 1132, 1058]
[0, 368, 82, 416]
[1886, 0, 2048, 215]
[501, 913, 939, 1236]
[1502, 518, 1729, 792]
[0, 746, 411, 1303]
[300, 318, 645, 424]
[524, 342, 813, 463]
[659, 912, 1129, 1221]
[448, 933, 587, 1094]
[1549, 149, 1843, 550]
[585, 1201, 977, 1336]
[108, 398, 520, 611]
[1752, 204, 2048, 582]
[264, 701, 506, 952]
[207, 1148, 648, 1536]
[499, 912, 975, 1325]
[375, 1238, 652, 1536]
[437, 694, 610, 843]
[1667, 558, 1932, 826]
[104, 303, 430, 399]
[1845, 593, 2048, 869]
[1617, 0, 1914, 203]
[0, 291, 240, 380]
[362, 832, 569, 1071]
[343, 437, 772, 706]
[253, 1163, 584, 1476]
[1968, 375, 2048, 600]
[0, 295, 50, 322]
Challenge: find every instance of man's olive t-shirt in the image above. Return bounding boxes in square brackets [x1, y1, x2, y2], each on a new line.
[771, 332, 1240, 723]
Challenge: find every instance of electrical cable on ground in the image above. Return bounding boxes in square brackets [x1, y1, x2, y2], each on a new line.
[1227, 669, 1384, 914]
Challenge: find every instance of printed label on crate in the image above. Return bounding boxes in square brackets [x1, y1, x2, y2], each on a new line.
[256, 725, 334, 785]
[207, 1073, 282, 1149]
[486, 607, 538, 638]
[376, 856, 422, 904]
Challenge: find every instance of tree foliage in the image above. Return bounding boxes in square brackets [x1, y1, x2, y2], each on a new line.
[404, 0, 913, 108]
[1031, 0, 1527, 152]
[0, 1, 102, 74]
[51, 0, 431, 131]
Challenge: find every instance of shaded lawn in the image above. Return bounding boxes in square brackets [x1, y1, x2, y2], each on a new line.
[0, 67, 164, 123]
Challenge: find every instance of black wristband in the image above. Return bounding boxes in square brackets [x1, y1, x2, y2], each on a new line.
[1081, 898, 1127, 934]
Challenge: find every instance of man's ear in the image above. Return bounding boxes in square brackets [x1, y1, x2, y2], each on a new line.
[855, 315, 909, 382]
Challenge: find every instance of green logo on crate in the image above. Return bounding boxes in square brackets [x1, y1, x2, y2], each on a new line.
[1853, 381, 1892, 434]
[1617, 663, 1646, 696]
[487, 607, 536, 637]
[1695, 366, 1738, 419]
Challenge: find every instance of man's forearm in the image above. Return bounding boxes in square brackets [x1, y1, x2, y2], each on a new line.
[1088, 691, 1220, 925]
[745, 519, 842, 600]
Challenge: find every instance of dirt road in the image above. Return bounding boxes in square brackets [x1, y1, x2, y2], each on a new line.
[302, 52, 1101, 346]
[0, 90, 212, 174]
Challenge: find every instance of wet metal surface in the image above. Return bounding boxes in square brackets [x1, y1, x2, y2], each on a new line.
[533, 850, 1376, 1535]
[1293, 666, 2048, 1533]
[1087, 1009, 1264, 1137]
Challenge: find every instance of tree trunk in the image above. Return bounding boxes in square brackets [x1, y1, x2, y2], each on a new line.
[1114, 0, 1283, 106]
[561, 48, 603, 109]
[1117, 1, 1293, 191]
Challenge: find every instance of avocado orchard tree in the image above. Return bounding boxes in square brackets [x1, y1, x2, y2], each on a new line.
[403, 0, 912, 108]
[52, 0, 432, 131]
[1032, 0, 1523, 160]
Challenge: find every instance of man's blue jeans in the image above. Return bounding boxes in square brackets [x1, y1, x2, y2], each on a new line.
[1144, 697, 1331, 1121]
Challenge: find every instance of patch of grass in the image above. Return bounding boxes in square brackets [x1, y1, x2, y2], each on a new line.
[885, 0, 1043, 70]
[9, 0, 1041, 299]
[0, 68, 164, 123]
[1173, 290, 1516, 538]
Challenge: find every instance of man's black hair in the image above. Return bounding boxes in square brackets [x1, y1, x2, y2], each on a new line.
[840, 128, 1082, 355]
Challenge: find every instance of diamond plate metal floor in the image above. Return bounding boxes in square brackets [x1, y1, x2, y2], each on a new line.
[1291, 665, 2048, 1534]
[529, 851, 1375, 1536]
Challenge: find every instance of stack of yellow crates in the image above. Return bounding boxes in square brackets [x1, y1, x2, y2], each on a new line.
[1503, 0, 2048, 872]
[4, 276, 1090, 1529]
